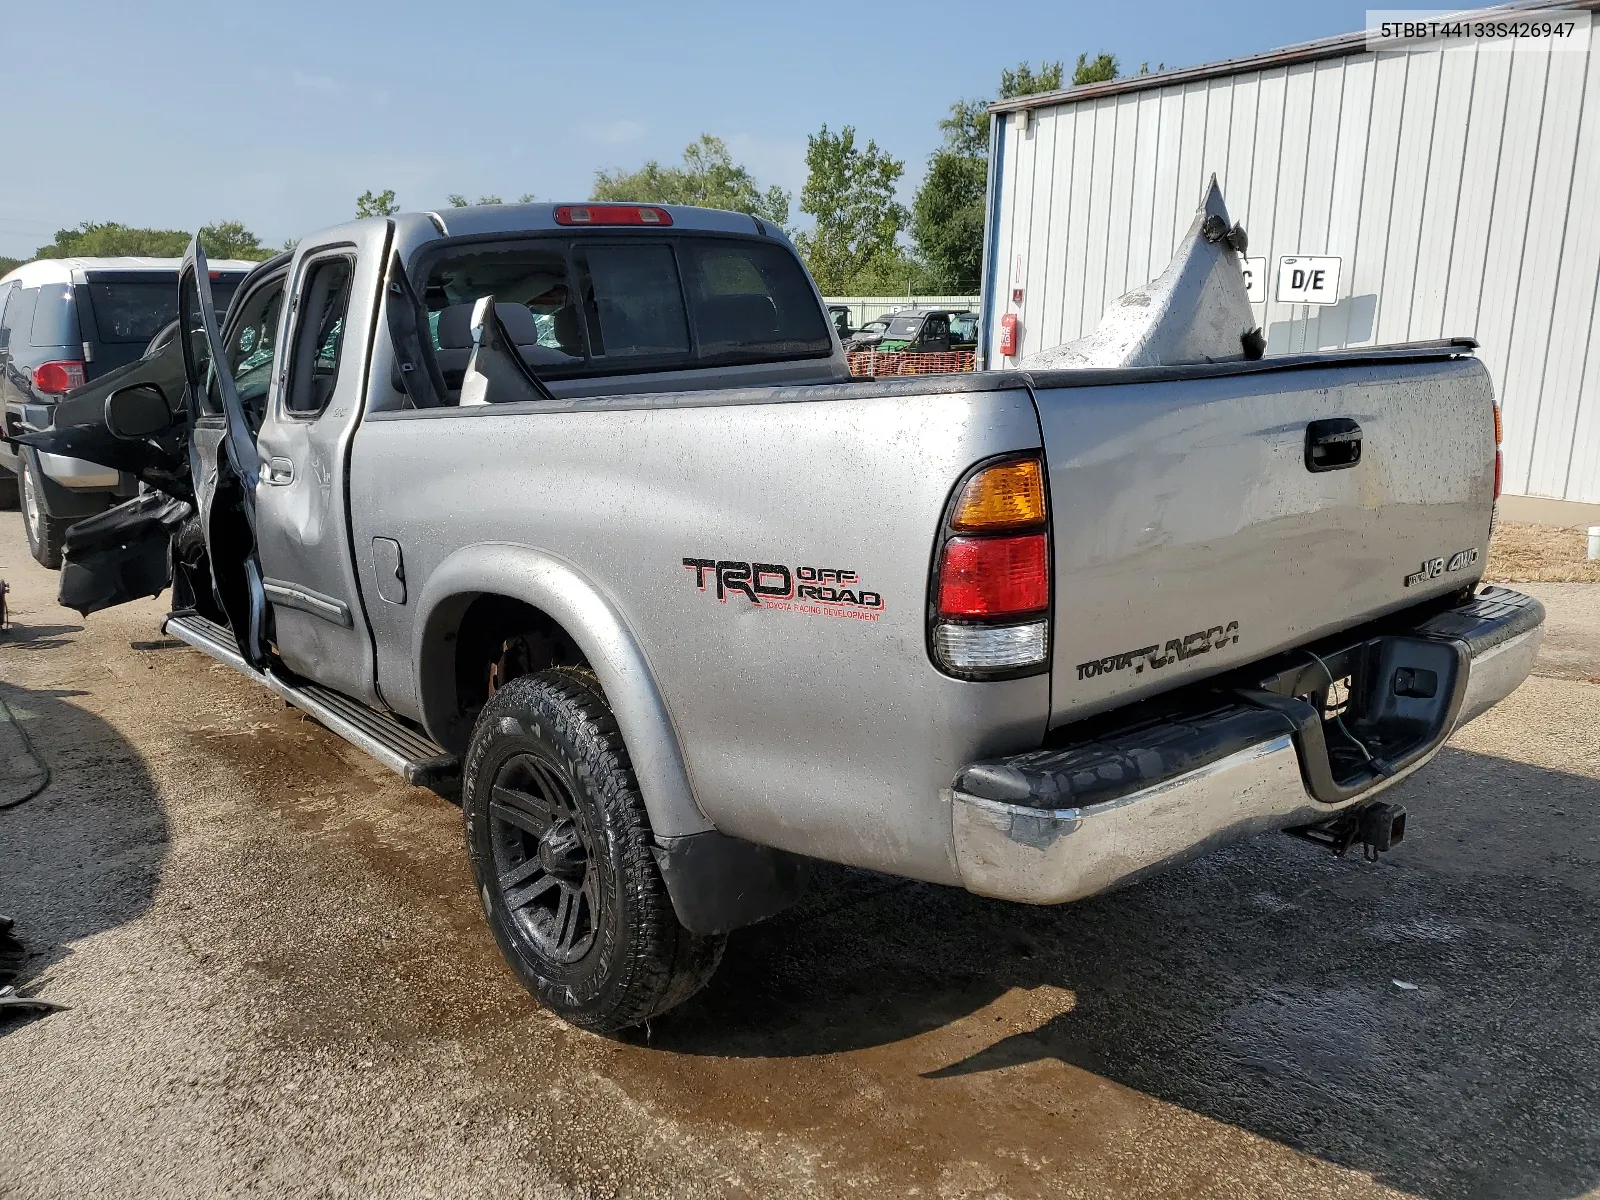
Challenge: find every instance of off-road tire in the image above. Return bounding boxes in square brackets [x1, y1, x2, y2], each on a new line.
[463, 667, 724, 1031]
[20, 456, 66, 570]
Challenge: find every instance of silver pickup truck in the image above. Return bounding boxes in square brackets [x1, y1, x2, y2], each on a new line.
[16, 197, 1544, 1032]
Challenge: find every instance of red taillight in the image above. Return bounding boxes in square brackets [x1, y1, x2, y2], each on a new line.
[554, 204, 673, 227]
[33, 361, 86, 394]
[937, 534, 1049, 617]
[1492, 403, 1503, 501]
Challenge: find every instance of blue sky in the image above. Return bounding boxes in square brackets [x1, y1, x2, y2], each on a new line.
[0, 0, 1372, 259]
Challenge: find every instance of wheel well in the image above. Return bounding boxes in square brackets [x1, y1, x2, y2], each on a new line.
[452, 594, 587, 730]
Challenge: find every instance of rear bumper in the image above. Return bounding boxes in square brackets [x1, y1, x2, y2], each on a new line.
[37, 451, 118, 490]
[950, 588, 1544, 905]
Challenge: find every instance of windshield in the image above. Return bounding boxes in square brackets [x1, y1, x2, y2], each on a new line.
[883, 316, 923, 338]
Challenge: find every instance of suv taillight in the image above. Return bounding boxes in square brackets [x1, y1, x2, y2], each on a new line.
[33, 360, 86, 395]
[930, 455, 1051, 677]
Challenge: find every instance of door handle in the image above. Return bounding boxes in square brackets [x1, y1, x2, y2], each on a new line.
[265, 456, 295, 485]
[1305, 418, 1362, 472]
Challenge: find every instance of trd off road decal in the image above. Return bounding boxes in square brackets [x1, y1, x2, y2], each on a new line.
[682, 559, 884, 622]
[1404, 547, 1479, 587]
[1076, 621, 1241, 681]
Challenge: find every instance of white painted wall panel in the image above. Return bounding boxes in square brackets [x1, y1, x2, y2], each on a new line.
[988, 14, 1600, 501]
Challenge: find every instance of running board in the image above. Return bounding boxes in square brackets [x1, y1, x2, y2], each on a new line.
[163, 613, 460, 787]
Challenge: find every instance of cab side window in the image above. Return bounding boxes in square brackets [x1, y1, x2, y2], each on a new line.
[286, 256, 354, 416]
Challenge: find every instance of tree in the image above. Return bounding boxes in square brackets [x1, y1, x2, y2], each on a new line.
[795, 125, 907, 294]
[1073, 52, 1119, 85]
[939, 60, 1066, 156]
[912, 57, 1117, 291]
[197, 221, 272, 260]
[0, 256, 19, 276]
[356, 189, 399, 218]
[592, 135, 789, 227]
[910, 153, 988, 292]
[33, 222, 188, 259]
[27, 220, 272, 262]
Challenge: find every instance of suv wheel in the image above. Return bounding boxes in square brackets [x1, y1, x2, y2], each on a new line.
[20, 456, 66, 570]
[462, 667, 724, 1031]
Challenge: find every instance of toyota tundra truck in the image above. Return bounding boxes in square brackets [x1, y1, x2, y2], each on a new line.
[14, 193, 1543, 1032]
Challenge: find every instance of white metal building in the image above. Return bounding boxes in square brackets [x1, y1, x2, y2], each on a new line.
[979, 2, 1600, 503]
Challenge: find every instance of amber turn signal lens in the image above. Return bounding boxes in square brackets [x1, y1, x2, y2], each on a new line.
[952, 459, 1046, 531]
[1493, 404, 1503, 446]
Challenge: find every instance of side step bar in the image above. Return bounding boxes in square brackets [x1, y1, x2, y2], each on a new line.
[163, 613, 460, 787]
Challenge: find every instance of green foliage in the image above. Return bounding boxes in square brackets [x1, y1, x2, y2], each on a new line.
[1001, 60, 1065, 98]
[27, 220, 272, 262]
[0, 256, 19, 276]
[910, 152, 987, 292]
[912, 56, 1120, 291]
[796, 125, 907, 294]
[592, 135, 789, 226]
[356, 188, 400, 218]
[1073, 53, 1119, 85]
[196, 221, 273, 260]
[842, 247, 941, 296]
[939, 60, 1067, 157]
[33, 221, 188, 259]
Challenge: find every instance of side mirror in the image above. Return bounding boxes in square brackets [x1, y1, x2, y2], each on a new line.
[105, 383, 175, 439]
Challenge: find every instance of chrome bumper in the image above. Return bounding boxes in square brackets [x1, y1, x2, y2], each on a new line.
[37, 450, 118, 490]
[951, 608, 1544, 906]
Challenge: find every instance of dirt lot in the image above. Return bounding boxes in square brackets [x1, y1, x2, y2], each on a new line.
[2, 517, 1599, 1200]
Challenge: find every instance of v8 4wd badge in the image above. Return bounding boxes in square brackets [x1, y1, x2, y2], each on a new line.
[1404, 547, 1479, 587]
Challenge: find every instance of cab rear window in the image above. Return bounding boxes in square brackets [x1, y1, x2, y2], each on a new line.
[419, 233, 831, 384]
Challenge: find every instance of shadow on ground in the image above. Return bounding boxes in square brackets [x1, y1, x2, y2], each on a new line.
[0, 681, 166, 1019]
[643, 746, 1600, 1199]
[0, 624, 83, 652]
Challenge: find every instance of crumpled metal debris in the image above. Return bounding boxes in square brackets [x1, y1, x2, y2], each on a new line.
[1022, 175, 1264, 370]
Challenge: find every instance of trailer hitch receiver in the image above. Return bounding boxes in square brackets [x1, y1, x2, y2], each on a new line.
[1287, 802, 1407, 861]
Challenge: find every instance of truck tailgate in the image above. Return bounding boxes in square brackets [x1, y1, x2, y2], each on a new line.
[1031, 350, 1496, 727]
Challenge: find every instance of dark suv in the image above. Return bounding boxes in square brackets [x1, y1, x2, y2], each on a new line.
[0, 257, 252, 565]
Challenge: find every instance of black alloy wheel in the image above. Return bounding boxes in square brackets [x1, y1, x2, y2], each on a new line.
[488, 751, 598, 965]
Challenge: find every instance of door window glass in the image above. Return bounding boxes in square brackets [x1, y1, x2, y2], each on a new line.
[285, 256, 354, 416]
[225, 277, 286, 427]
[178, 270, 221, 415]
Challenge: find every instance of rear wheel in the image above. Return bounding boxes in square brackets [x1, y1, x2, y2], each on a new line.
[462, 667, 724, 1031]
[20, 456, 67, 570]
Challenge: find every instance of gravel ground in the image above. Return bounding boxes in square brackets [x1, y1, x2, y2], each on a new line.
[2, 518, 1598, 1199]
